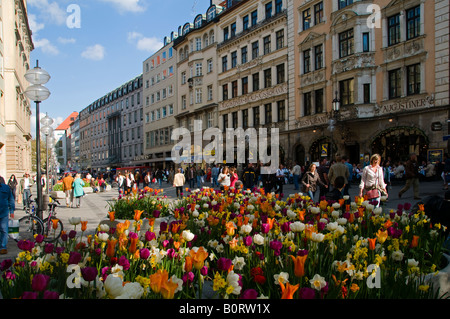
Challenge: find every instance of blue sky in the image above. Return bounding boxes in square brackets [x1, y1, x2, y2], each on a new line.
[27, 0, 211, 129]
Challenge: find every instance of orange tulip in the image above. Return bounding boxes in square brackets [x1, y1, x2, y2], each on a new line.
[376, 229, 388, 244]
[149, 269, 169, 293]
[418, 204, 425, 212]
[129, 236, 138, 254]
[290, 254, 307, 278]
[189, 246, 208, 270]
[338, 198, 345, 206]
[171, 223, 181, 234]
[411, 235, 419, 248]
[81, 221, 88, 232]
[279, 280, 299, 299]
[266, 218, 275, 230]
[161, 278, 178, 299]
[184, 256, 193, 272]
[52, 219, 60, 230]
[106, 238, 118, 258]
[225, 221, 236, 236]
[368, 238, 377, 251]
[134, 210, 144, 221]
[108, 211, 115, 221]
[383, 220, 393, 229]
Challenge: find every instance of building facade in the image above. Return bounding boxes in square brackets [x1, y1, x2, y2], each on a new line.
[0, 0, 34, 178]
[142, 38, 178, 169]
[290, 0, 449, 165]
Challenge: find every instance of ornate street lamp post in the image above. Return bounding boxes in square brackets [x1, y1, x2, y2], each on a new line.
[41, 114, 54, 194]
[328, 91, 340, 163]
[24, 61, 51, 220]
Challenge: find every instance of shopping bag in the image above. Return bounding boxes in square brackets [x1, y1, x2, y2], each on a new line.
[8, 219, 19, 240]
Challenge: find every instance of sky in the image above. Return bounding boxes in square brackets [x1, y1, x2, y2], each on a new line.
[27, 0, 211, 133]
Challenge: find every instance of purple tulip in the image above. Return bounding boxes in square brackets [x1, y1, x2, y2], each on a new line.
[0, 259, 12, 271]
[183, 272, 195, 284]
[261, 223, 270, 234]
[140, 248, 150, 260]
[153, 210, 161, 218]
[243, 236, 252, 247]
[17, 240, 35, 252]
[43, 290, 60, 299]
[44, 243, 54, 254]
[299, 287, 316, 299]
[217, 257, 232, 271]
[55, 247, 65, 255]
[68, 230, 77, 239]
[145, 231, 156, 242]
[118, 255, 130, 270]
[68, 251, 82, 265]
[81, 267, 98, 282]
[241, 289, 258, 299]
[22, 291, 38, 299]
[200, 266, 208, 276]
[31, 274, 50, 292]
[35, 234, 44, 243]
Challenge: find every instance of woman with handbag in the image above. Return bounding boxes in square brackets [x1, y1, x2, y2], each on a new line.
[301, 163, 327, 202]
[359, 154, 388, 206]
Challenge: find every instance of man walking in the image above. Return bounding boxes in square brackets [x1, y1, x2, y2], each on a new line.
[328, 156, 350, 195]
[0, 176, 15, 254]
[242, 163, 256, 190]
[211, 164, 219, 188]
[19, 173, 33, 210]
[399, 153, 421, 200]
[291, 161, 301, 190]
[62, 173, 74, 208]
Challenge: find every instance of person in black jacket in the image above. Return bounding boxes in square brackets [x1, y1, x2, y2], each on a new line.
[242, 163, 256, 190]
[325, 176, 345, 202]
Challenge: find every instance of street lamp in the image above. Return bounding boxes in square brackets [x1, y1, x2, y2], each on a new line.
[41, 115, 54, 194]
[24, 61, 51, 220]
[327, 91, 341, 163]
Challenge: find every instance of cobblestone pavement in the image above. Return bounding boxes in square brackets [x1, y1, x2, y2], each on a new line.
[1, 178, 448, 262]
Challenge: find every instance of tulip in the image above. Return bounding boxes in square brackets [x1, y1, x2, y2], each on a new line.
[43, 290, 59, 299]
[410, 235, 419, 248]
[160, 279, 178, 299]
[241, 289, 259, 299]
[140, 248, 150, 260]
[106, 239, 118, 258]
[299, 287, 316, 299]
[68, 251, 82, 265]
[376, 229, 388, 244]
[81, 221, 88, 232]
[81, 267, 98, 282]
[52, 218, 60, 230]
[184, 256, 193, 272]
[149, 269, 169, 293]
[108, 211, 115, 221]
[368, 238, 377, 251]
[22, 291, 38, 299]
[31, 274, 50, 292]
[290, 254, 307, 278]
[189, 246, 208, 270]
[279, 280, 299, 299]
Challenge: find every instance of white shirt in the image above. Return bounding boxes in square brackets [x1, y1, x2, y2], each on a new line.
[24, 178, 30, 190]
[218, 173, 230, 186]
[359, 165, 386, 190]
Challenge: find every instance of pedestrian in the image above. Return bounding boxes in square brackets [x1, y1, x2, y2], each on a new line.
[230, 167, 239, 188]
[325, 176, 345, 202]
[328, 156, 350, 196]
[218, 166, 231, 190]
[275, 164, 285, 195]
[19, 173, 33, 210]
[7, 175, 18, 201]
[117, 172, 125, 195]
[62, 172, 74, 208]
[291, 161, 301, 190]
[196, 166, 204, 188]
[72, 173, 85, 208]
[301, 163, 328, 202]
[0, 176, 15, 255]
[173, 168, 185, 198]
[155, 168, 164, 189]
[398, 153, 421, 200]
[359, 154, 388, 206]
[242, 163, 256, 190]
[317, 158, 329, 200]
[211, 164, 219, 188]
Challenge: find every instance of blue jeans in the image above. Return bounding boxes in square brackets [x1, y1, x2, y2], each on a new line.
[293, 175, 299, 190]
[0, 215, 9, 250]
[23, 189, 31, 209]
[197, 176, 202, 188]
[212, 176, 218, 187]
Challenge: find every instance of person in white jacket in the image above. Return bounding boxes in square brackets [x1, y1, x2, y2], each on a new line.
[173, 168, 186, 198]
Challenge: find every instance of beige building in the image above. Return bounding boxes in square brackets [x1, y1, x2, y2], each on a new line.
[0, 0, 34, 179]
[289, 0, 449, 165]
[142, 38, 177, 169]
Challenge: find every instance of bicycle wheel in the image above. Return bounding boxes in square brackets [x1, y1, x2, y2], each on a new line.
[42, 216, 63, 242]
[18, 215, 44, 241]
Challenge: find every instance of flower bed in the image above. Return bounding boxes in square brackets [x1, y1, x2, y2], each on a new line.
[0, 186, 448, 299]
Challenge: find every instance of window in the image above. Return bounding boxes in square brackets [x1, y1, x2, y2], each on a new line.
[406, 6, 420, 40]
[196, 37, 202, 51]
[303, 8, 311, 31]
[232, 112, 238, 128]
[242, 76, 249, 95]
[207, 59, 213, 73]
[195, 88, 202, 104]
[232, 80, 238, 98]
[265, 103, 272, 124]
[303, 49, 311, 74]
[195, 63, 202, 76]
[252, 73, 260, 91]
[231, 51, 237, 68]
[362, 32, 370, 52]
[251, 10, 258, 26]
[314, 44, 323, 70]
[223, 84, 229, 101]
[276, 29, 284, 49]
[265, 2, 272, 19]
[339, 78, 355, 105]
[360, 83, 371, 104]
[275, 0, 283, 14]
[304, 92, 312, 116]
[181, 95, 187, 109]
[407, 63, 421, 95]
[207, 85, 213, 101]
[241, 46, 248, 64]
[314, 2, 323, 25]
[263, 35, 271, 54]
[223, 114, 229, 129]
[181, 72, 186, 85]
[222, 56, 228, 72]
[276, 63, 285, 84]
[264, 68, 272, 88]
[252, 41, 259, 59]
[277, 100, 285, 122]
[388, 69, 401, 99]
[231, 22, 236, 37]
[338, 0, 353, 10]
[242, 109, 249, 129]
[224, 26, 229, 41]
[243, 15, 249, 31]
[388, 14, 401, 46]
[315, 89, 324, 113]
[253, 106, 260, 126]
[339, 29, 354, 58]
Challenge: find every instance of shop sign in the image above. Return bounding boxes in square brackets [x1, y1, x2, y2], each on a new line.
[377, 95, 434, 115]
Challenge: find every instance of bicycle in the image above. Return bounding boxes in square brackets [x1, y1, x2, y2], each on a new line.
[17, 194, 63, 242]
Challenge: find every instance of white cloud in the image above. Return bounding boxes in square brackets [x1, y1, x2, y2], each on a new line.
[27, 0, 67, 25]
[127, 32, 163, 53]
[34, 38, 59, 55]
[28, 14, 45, 34]
[81, 44, 105, 61]
[99, 0, 146, 13]
[57, 37, 76, 44]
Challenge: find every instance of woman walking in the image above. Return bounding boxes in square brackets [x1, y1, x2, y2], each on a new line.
[72, 174, 85, 208]
[173, 168, 185, 198]
[301, 163, 327, 202]
[218, 166, 231, 191]
[7, 175, 18, 201]
[359, 154, 388, 207]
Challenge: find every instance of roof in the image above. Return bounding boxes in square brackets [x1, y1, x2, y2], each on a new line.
[55, 112, 79, 131]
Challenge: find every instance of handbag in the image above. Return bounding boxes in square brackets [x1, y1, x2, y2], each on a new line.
[8, 219, 19, 240]
[364, 167, 382, 199]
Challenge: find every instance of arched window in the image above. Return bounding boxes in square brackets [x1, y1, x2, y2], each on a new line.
[203, 33, 209, 47]
[207, 6, 216, 21]
[210, 30, 215, 44]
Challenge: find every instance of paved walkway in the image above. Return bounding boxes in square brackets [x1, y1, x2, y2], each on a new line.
[1, 178, 448, 262]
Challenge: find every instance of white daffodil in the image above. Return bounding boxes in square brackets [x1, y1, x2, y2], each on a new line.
[310, 274, 327, 291]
